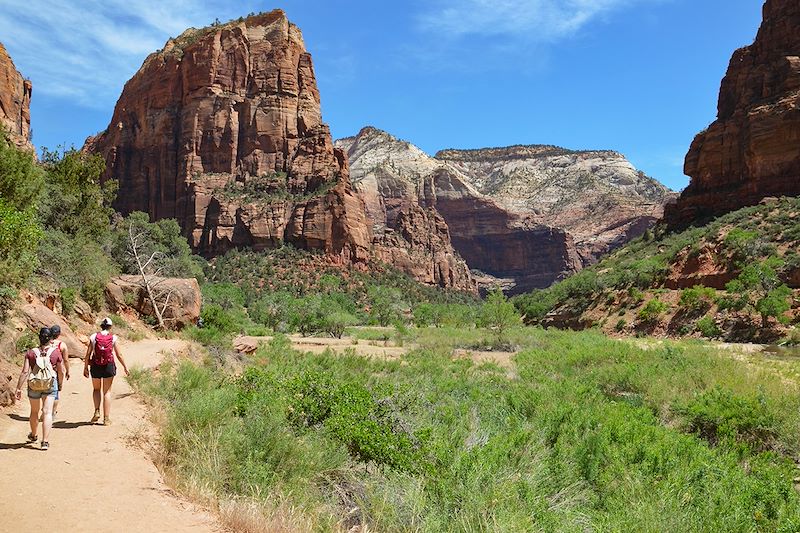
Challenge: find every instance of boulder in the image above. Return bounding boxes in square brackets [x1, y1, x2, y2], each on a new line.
[105, 275, 201, 329]
[16, 291, 86, 358]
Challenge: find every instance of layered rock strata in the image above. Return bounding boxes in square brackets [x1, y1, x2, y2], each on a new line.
[339, 127, 671, 294]
[87, 11, 370, 263]
[437, 145, 673, 265]
[665, 0, 800, 227]
[0, 42, 33, 151]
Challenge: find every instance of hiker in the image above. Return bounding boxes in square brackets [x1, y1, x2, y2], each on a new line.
[49, 325, 70, 420]
[14, 327, 65, 450]
[83, 317, 129, 426]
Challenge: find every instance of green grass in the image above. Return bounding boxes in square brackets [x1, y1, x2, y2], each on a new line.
[135, 328, 800, 531]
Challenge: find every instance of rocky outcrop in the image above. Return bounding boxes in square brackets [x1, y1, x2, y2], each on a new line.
[665, 0, 800, 228]
[436, 146, 673, 265]
[338, 127, 670, 294]
[336, 127, 475, 292]
[105, 275, 202, 329]
[0, 42, 33, 151]
[86, 11, 370, 263]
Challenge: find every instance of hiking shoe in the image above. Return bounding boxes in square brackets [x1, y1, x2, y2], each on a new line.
[103, 418, 111, 426]
[27, 432, 37, 443]
[91, 409, 101, 423]
[41, 441, 49, 451]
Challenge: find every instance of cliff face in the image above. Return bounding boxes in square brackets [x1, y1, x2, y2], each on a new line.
[665, 0, 800, 227]
[436, 146, 674, 265]
[0, 42, 33, 151]
[339, 127, 672, 294]
[87, 11, 371, 262]
[338, 127, 587, 294]
[336, 128, 475, 292]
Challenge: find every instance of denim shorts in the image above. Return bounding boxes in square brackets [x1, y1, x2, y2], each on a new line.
[28, 379, 58, 400]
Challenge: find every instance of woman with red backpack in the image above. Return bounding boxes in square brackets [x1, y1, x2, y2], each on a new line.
[14, 327, 65, 450]
[83, 317, 129, 425]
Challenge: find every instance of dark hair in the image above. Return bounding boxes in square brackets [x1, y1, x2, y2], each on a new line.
[50, 325, 61, 337]
[38, 327, 52, 347]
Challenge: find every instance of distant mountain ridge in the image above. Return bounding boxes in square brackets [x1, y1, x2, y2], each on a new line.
[337, 126, 674, 294]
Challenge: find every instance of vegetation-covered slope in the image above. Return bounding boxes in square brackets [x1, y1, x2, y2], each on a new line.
[514, 197, 800, 342]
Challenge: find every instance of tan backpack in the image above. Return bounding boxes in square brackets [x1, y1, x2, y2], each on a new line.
[28, 346, 56, 392]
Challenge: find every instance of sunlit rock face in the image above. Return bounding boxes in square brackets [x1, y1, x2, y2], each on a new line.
[665, 0, 800, 228]
[0, 42, 33, 151]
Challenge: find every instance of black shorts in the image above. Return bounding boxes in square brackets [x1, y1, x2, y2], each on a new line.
[90, 362, 116, 379]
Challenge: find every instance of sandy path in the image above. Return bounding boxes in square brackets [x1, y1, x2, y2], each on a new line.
[0, 338, 222, 533]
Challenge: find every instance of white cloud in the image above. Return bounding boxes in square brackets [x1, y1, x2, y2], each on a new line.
[419, 0, 651, 41]
[0, 0, 260, 107]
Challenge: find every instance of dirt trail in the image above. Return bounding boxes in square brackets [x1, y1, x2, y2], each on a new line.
[0, 338, 222, 533]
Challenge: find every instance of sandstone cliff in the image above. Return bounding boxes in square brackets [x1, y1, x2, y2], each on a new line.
[0, 42, 33, 151]
[436, 145, 673, 265]
[339, 127, 671, 294]
[86, 11, 371, 263]
[665, 0, 800, 227]
[338, 127, 586, 294]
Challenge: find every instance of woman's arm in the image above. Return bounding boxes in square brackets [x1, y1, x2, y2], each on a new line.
[56, 357, 65, 391]
[61, 342, 70, 380]
[15, 357, 31, 401]
[83, 341, 93, 378]
[114, 343, 129, 376]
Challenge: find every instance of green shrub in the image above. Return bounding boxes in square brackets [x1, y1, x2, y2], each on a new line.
[15, 330, 37, 353]
[59, 287, 77, 316]
[637, 298, 669, 323]
[615, 319, 627, 332]
[81, 280, 106, 312]
[0, 199, 43, 286]
[696, 315, 722, 338]
[679, 286, 716, 311]
[0, 284, 16, 321]
[368, 285, 406, 326]
[676, 387, 778, 451]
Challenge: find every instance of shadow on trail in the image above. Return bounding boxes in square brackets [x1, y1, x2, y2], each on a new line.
[0, 441, 38, 450]
[53, 421, 95, 429]
[7, 414, 28, 422]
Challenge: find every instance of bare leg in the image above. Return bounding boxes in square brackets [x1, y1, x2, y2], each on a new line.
[92, 378, 102, 410]
[102, 376, 115, 421]
[41, 394, 54, 443]
[28, 397, 40, 437]
[91, 378, 102, 422]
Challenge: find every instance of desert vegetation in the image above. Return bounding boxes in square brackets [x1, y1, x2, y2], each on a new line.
[130, 324, 800, 531]
[514, 197, 800, 342]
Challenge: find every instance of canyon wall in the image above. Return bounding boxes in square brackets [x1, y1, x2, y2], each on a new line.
[665, 0, 800, 227]
[338, 127, 668, 294]
[0, 42, 33, 151]
[87, 11, 371, 263]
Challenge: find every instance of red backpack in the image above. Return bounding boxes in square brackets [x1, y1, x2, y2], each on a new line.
[92, 332, 115, 365]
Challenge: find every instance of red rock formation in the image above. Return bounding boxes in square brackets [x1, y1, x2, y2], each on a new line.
[87, 12, 370, 262]
[337, 128, 476, 292]
[665, 0, 800, 227]
[0, 42, 33, 151]
[424, 167, 583, 294]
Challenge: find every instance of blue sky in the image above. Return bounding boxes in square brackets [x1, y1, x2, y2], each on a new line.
[0, 0, 763, 191]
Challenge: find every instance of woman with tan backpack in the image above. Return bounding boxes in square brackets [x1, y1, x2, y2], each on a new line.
[14, 327, 65, 450]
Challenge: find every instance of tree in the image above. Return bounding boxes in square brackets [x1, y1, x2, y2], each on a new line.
[127, 220, 177, 329]
[367, 285, 406, 326]
[723, 258, 792, 328]
[0, 131, 44, 211]
[478, 289, 521, 340]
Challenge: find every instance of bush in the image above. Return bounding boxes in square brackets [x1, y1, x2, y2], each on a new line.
[676, 387, 778, 451]
[15, 330, 38, 353]
[59, 287, 77, 316]
[0, 131, 44, 211]
[368, 285, 406, 326]
[0, 200, 43, 286]
[615, 319, 626, 332]
[696, 315, 722, 339]
[679, 286, 716, 312]
[637, 298, 669, 323]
